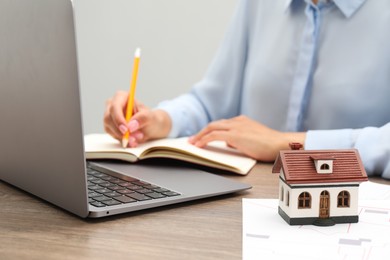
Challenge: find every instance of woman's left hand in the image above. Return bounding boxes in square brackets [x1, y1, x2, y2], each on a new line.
[189, 115, 306, 162]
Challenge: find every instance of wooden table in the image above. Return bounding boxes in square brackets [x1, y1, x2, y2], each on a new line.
[1, 163, 388, 259]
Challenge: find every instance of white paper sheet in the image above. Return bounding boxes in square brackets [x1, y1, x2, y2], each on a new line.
[243, 181, 390, 260]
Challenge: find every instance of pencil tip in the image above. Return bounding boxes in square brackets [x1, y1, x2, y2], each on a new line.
[122, 139, 128, 148]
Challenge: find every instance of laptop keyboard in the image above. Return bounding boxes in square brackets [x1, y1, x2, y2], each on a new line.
[87, 165, 180, 207]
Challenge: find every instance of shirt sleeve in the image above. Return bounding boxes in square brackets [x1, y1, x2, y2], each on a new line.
[157, 0, 250, 138]
[305, 123, 390, 179]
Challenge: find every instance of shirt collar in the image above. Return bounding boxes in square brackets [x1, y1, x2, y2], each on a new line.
[284, 0, 367, 18]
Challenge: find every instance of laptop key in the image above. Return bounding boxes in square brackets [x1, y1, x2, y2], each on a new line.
[94, 173, 110, 178]
[90, 201, 106, 207]
[95, 188, 113, 194]
[107, 185, 122, 191]
[93, 195, 111, 202]
[87, 175, 99, 181]
[146, 192, 166, 199]
[142, 184, 160, 189]
[104, 191, 121, 198]
[88, 185, 102, 191]
[91, 179, 108, 185]
[110, 178, 124, 184]
[127, 184, 143, 190]
[102, 199, 122, 206]
[136, 188, 153, 194]
[117, 181, 132, 187]
[153, 188, 169, 193]
[88, 191, 101, 198]
[162, 191, 181, 197]
[99, 182, 116, 188]
[132, 180, 151, 186]
[127, 192, 152, 201]
[100, 175, 117, 181]
[114, 195, 137, 204]
[117, 189, 135, 195]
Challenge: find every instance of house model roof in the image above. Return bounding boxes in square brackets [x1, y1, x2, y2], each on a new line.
[272, 149, 368, 184]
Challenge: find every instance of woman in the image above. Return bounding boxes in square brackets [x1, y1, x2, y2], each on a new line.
[104, 0, 390, 178]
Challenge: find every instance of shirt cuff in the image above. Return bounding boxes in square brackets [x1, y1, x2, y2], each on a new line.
[156, 101, 182, 138]
[305, 128, 355, 150]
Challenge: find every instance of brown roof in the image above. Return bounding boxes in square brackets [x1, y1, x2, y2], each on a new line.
[272, 149, 368, 184]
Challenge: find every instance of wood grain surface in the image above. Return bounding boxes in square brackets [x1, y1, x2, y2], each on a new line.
[0, 163, 388, 260]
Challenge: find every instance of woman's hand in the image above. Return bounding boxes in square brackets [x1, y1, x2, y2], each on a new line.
[104, 91, 172, 147]
[189, 115, 306, 162]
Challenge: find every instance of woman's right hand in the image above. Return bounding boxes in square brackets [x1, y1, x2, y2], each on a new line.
[103, 91, 172, 147]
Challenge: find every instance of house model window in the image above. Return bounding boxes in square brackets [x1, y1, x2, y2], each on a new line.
[280, 186, 284, 202]
[310, 155, 335, 174]
[337, 191, 350, 207]
[298, 192, 311, 208]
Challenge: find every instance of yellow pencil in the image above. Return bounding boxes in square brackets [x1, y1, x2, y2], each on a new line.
[122, 48, 141, 148]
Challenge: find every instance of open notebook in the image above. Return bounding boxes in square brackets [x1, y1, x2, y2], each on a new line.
[85, 134, 257, 175]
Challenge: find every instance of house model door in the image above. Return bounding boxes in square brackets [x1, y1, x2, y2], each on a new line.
[319, 191, 330, 218]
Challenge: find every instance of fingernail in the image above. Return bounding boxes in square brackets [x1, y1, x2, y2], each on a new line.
[128, 120, 139, 132]
[119, 124, 128, 134]
[129, 136, 136, 147]
[134, 132, 144, 141]
[194, 141, 203, 147]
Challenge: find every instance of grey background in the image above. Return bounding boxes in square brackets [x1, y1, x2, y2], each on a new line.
[74, 0, 238, 134]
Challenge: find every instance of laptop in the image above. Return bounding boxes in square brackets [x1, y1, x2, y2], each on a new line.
[0, 0, 251, 218]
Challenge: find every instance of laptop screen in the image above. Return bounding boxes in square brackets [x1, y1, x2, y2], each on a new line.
[0, 0, 89, 217]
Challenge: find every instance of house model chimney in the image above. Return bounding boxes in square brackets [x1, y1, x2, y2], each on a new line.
[289, 143, 303, 150]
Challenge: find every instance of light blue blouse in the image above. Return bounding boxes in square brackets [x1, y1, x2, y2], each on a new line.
[157, 0, 390, 178]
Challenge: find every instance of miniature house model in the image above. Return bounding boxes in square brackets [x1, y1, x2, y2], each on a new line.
[272, 146, 368, 226]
